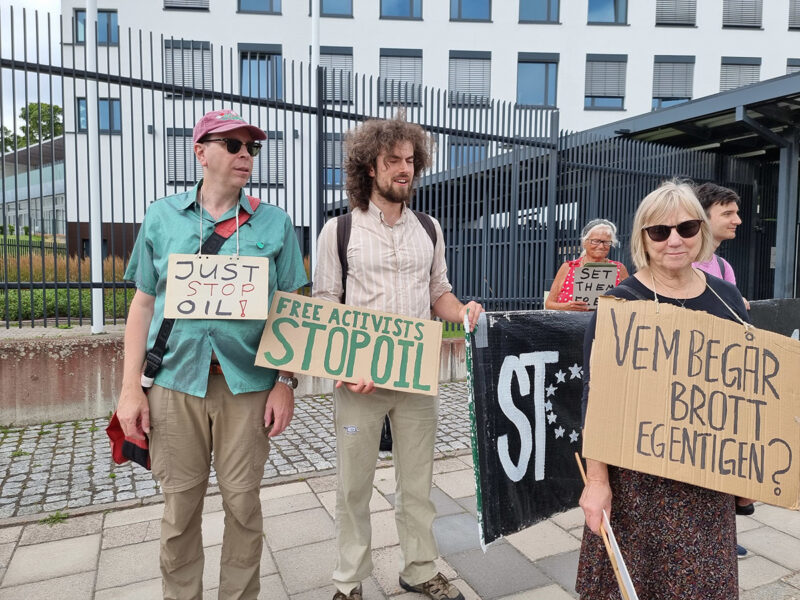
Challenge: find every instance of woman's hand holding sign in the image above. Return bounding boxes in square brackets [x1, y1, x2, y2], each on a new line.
[579, 459, 613, 536]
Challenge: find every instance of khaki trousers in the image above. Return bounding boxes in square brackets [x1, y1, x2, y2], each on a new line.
[149, 375, 270, 600]
[332, 386, 440, 594]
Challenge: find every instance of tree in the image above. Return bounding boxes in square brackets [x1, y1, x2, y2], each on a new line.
[18, 103, 63, 146]
[2, 126, 18, 152]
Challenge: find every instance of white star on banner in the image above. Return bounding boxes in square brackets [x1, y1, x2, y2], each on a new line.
[545, 384, 557, 397]
[547, 412, 557, 424]
[555, 370, 566, 383]
[568, 364, 582, 379]
[569, 430, 580, 443]
[544, 400, 553, 412]
[554, 426, 565, 439]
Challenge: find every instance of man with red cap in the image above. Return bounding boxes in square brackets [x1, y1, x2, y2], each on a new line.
[118, 109, 308, 598]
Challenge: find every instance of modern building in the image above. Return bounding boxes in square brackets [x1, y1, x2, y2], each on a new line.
[58, 0, 800, 131]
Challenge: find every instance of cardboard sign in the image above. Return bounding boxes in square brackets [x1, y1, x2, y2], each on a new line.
[164, 254, 270, 319]
[468, 310, 590, 544]
[255, 292, 442, 395]
[583, 297, 800, 509]
[573, 263, 618, 309]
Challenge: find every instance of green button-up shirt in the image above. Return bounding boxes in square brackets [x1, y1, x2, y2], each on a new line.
[124, 181, 308, 397]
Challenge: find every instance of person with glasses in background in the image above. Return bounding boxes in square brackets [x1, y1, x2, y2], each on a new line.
[117, 109, 308, 598]
[576, 180, 753, 599]
[544, 218, 629, 310]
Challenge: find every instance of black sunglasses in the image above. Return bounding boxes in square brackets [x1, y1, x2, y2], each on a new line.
[642, 219, 703, 242]
[204, 137, 261, 157]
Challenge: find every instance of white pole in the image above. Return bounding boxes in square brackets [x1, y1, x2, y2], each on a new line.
[310, 2, 320, 273]
[86, 0, 103, 333]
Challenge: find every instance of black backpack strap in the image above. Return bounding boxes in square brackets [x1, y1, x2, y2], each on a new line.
[336, 212, 353, 303]
[614, 279, 649, 301]
[412, 209, 437, 248]
[716, 255, 726, 279]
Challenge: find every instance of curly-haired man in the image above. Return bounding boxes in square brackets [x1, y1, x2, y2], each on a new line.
[313, 115, 482, 600]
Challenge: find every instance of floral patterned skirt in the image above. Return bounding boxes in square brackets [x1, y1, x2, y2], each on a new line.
[575, 466, 738, 600]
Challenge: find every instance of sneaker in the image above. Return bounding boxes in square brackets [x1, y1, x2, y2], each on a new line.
[735, 502, 755, 516]
[737, 544, 748, 558]
[332, 584, 362, 600]
[399, 572, 465, 600]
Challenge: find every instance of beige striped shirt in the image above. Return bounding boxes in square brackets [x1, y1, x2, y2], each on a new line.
[313, 202, 452, 319]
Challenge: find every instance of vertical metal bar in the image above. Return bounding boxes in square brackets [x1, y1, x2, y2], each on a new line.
[544, 109, 559, 282]
[315, 65, 325, 242]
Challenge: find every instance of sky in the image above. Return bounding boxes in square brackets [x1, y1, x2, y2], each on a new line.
[1, 0, 62, 135]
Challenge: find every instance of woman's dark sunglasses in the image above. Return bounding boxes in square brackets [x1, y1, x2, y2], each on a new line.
[204, 137, 261, 157]
[642, 219, 703, 242]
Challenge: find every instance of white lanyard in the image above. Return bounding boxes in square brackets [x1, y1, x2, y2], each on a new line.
[198, 191, 240, 256]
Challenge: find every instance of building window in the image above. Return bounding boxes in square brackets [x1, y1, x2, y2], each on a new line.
[164, 40, 212, 93]
[251, 132, 286, 187]
[320, 47, 353, 103]
[381, 0, 421, 19]
[240, 44, 282, 100]
[449, 138, 488, 168]
[720, 57, 761, 91]
[77, 98, 122, 133]
[723, 0, 762, 28]
[450, 0, 491, 21]
[790, 0, 800, 29]
[99, 99, 122, 133]
[584, 54, 627, 109]
[517, 53, 558, 107]
[323, 133, 343, 187]
[166, 128, 200, 184]
[652, 56, 694, 109]
[239, 0, 281, 12]
[164, 0, 210, 8]
[519, 0, 558, 22]
[448, 51, 491, 105]
[76, 98, 88, 131]
[655, 0, 696, 26]
[379, 49, 423, 104]
[588, 0, 626, 24]
[75, 10, 118, 45]
[788, 59, 800, 74]
[321, 0, 352, 17]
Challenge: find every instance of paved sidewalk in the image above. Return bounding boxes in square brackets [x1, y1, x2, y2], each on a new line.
[0, 384, 471, 519]
[1, 383, 800, 598]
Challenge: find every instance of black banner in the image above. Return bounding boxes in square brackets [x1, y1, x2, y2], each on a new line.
[469, 310, 592, 545]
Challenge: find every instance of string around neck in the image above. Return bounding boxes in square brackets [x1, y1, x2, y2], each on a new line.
[648, 268, 751, 330]
[197, 190, 241, 257]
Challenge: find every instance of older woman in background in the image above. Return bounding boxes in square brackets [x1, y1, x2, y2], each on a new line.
[545, 218, 629, 311]
[576, 181, 752, 599]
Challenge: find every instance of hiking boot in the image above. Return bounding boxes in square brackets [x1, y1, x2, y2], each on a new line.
[332, 584, 362, 600]
[399, 572, 465, 600]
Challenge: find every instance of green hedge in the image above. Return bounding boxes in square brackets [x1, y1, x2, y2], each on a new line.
[0, 288, 135, 321]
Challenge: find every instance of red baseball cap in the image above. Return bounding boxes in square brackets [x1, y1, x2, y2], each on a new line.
[193, 109, 267, 143]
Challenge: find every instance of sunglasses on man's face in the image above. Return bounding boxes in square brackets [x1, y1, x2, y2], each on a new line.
[642, 219, 703, 242]
[204, 137, 261, 157]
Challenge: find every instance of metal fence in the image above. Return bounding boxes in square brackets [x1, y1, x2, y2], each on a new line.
[0, 7, 774, 327]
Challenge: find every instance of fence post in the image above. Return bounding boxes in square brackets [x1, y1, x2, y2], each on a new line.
[315, 66, 325, 243]
[545, 110, 559, 283]
[86, 0, 104, 333]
